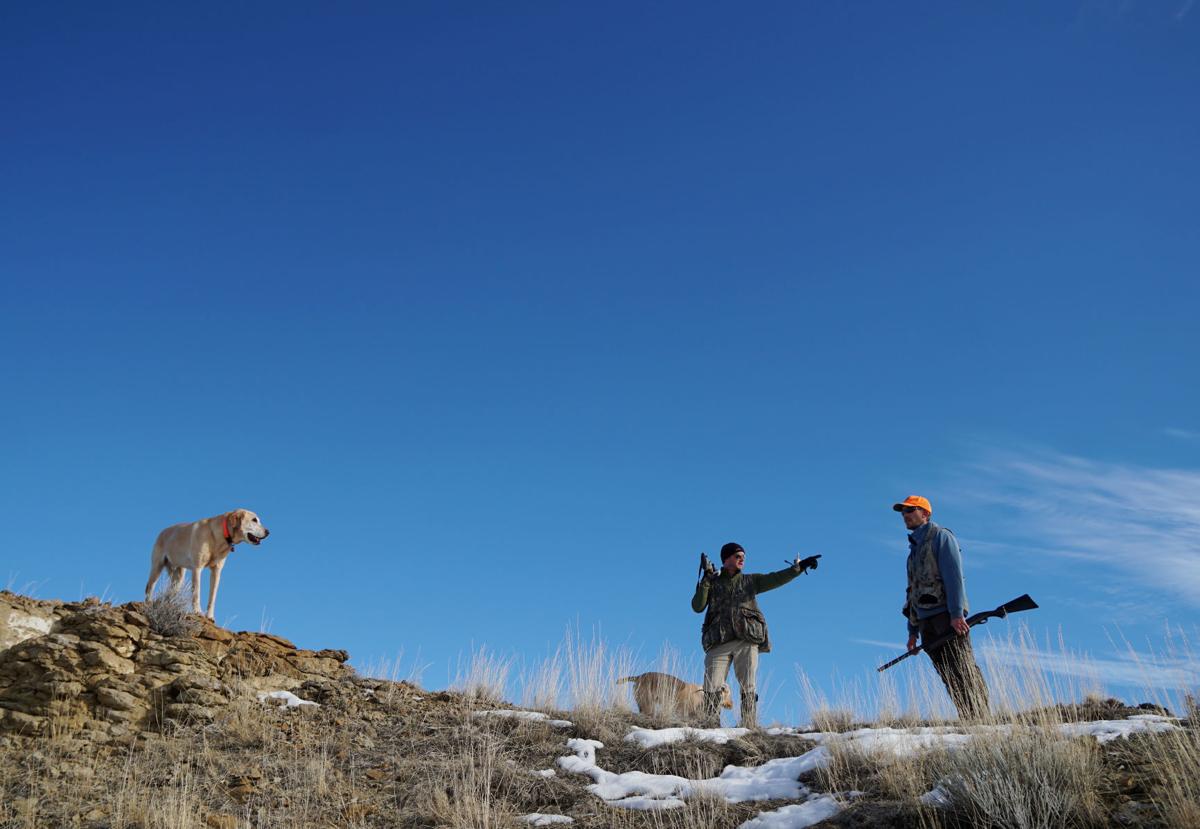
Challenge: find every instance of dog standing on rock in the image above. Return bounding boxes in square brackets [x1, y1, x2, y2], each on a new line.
[144, 509, 270, 620]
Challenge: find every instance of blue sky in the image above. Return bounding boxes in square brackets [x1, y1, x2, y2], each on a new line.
[3, 2, 1198, 723]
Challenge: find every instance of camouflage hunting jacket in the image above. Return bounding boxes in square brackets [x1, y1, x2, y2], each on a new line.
[691, 567, 801, 654]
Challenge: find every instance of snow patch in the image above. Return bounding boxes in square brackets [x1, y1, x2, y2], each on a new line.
[738, 794, 843, 828]
[556, 736, 819, 810]
[625, 726, 750, 749]
[473, 709, 574, 728]
[518, 813, 574, 825]
[257, 690, 318, 708]
[1056, 714, 1178, 743]
[559, 718, 1179, 820]
[765, 726, 826, 739]
[920, 785, 952, 808]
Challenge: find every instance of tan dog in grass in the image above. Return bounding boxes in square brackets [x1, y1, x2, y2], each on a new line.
[144, 509, 270, 620]
[618, 672, 733, 719]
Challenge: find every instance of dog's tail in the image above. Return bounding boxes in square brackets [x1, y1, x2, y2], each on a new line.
[615, 675, 642, 684]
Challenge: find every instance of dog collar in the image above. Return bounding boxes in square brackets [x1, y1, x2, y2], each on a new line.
[222, 515, 234, 547]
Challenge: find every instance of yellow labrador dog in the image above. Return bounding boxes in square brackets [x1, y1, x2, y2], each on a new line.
[618, 672, 733, 719]
[144, 509, 270, 620]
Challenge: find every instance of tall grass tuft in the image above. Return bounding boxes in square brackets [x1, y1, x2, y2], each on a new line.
[141, 590, 201, 638]
[452, 645, 514, 703]
[814, 625, 1117, 827]
[1150, 720, 1200, 828]
[929, 729, 1105, 829]
[426, 717, 515, 829]
[519, 645, 565, 712]
[1127, 627, 1200, 828]
[360, 648, 429, 695]
[561, 623, 635, 714]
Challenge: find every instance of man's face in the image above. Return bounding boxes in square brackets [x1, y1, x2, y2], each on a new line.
[901, 506, 929, 530]
[722, 550, 746, 574]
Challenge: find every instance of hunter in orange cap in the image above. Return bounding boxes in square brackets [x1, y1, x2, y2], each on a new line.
[891, 493, 990, 720]
[892, 495, 932, 515]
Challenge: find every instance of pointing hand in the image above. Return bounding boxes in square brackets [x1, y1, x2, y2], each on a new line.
[790, 554, 821, 574]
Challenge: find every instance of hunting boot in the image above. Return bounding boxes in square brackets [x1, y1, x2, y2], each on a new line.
[700, 691, 723, 728]
[740, 692, 758, 729]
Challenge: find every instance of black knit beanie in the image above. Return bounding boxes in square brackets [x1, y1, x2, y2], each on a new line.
[719, 542, 745, 561]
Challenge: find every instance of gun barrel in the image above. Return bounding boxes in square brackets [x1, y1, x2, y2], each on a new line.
[876, 647, 920, 672]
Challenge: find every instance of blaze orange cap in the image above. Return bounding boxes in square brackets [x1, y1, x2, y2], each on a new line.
[892, 495, 932, 514]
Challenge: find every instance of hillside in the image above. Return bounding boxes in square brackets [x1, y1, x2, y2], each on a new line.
[1, 590, 1196, 828]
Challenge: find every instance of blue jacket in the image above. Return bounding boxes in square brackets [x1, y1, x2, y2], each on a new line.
[906, 522, 967, 637]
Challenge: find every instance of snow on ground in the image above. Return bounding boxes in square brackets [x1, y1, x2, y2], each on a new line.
[1056, 714, 1179, 743]
[256, 690, 318, 708]
[556, 737, 822, 811]
[518, 813, 574, 825]
[473, 709, 574, 728]
[556, 718, 1182, 822]
[817, 726, 976, 756]
[771, 717, 1178, 754]
[625, 726, 750, 749]
[920, 785, 952, 808]
[738, 794, 844, 829]
[765, 726, 825, 739]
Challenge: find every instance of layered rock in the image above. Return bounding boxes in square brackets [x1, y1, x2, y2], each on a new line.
[0, 592, 351, 742]
[0, 591, 65, 651]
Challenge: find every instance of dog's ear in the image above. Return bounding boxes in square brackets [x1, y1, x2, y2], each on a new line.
[228, 510, 244, 541]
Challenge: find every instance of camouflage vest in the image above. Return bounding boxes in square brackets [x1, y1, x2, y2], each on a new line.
[905, 522, 966, 625]
[701, 573, 771, 653]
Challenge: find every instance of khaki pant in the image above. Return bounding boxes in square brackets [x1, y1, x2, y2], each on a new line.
[919, 611, 990, 721]
[703, 638, 759, 727]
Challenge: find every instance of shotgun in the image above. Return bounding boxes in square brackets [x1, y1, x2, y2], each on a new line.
[876, 593, 1039, 672]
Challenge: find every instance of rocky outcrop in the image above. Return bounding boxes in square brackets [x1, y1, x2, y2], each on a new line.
[0, 593, 351, 743]
[0, 591, 65, 651]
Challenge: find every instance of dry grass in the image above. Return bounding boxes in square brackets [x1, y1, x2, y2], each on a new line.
[561, 623, 636, 715]
[1140, 716, 1200, 828]
[814, 721, 1110, 829]
[796, 662, 956, 733]
[520, 650, 566, 712]
[1108, 630, 1200, 828]
[451, 644, 514, 703]
[932, 729, 1106, 829]
[4, 619, 1199, 829]
[1, 676, 568, 829]
[809, 707, 858, 734]
[449, 626, 638, 716]
[141, 591, 201, 639]
[807, 624, 1200, 829]
[595, 783, 757, 829]
[424, 718, 515, 828]
[359, 648, 429, 692]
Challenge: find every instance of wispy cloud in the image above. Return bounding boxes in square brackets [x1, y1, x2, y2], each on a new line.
[853, 638, 905, 650]
[859, 628, 1195, 695]
[855, 633, 1199, 691]
[977, 637, 1200, 690]
[962, 446, 1200, 606]
[1164, 427, 1200, 442]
